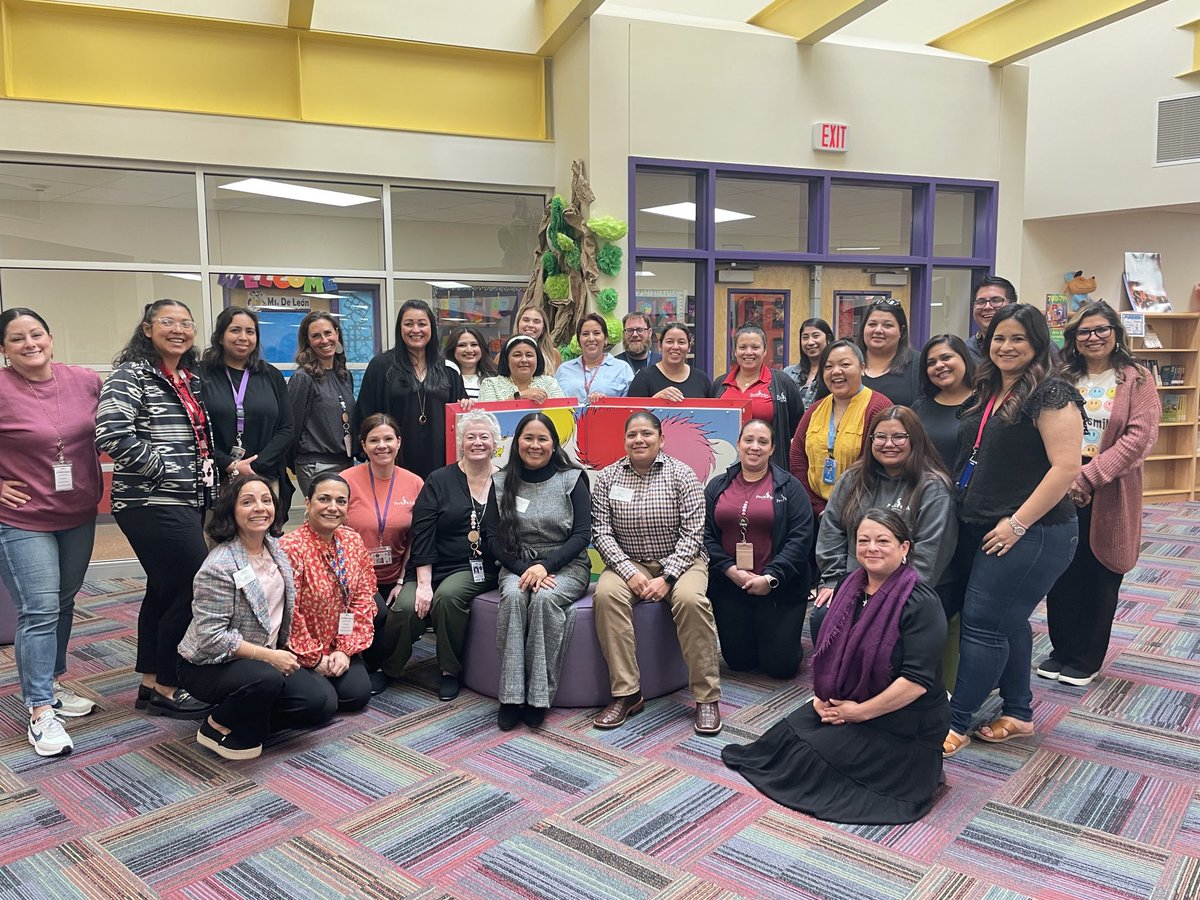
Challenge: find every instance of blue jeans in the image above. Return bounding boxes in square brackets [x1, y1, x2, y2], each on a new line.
[947, 519, 1077, 734]
[0, 520, 96, 708]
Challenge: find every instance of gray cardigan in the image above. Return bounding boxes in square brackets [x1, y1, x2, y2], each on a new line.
[178, 536, 295, 665]
[816, 471, 956, 590]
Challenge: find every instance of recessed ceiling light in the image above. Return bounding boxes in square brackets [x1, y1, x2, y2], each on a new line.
[427, 281, 471, 289]
[636, 269, 656, 277]
[164, 272, 202, 281]
[640, 202, 753, 223]
[835, 246, 881, 252]
[218, 178, 378, 207]
[302, 292, 343, 299]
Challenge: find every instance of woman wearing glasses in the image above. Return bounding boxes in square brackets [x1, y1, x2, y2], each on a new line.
[813, 407, 955, 633]
[857, 299, 920, 409]
[289, 311, 357, 495]
[97, 300, 215, 719]
[1041, 302, 1158, 688]
[942, 304, 1082, 757]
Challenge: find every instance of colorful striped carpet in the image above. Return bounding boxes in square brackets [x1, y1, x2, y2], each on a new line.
[1, 503, 1198, 899]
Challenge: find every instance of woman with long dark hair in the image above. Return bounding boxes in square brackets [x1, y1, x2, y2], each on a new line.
[444, 324, 497, 400]
[784, 318, 834, 408]
[913, 334, 976, 470]
[356, 299, 466, 480]
[942, 304, 1082, 757]
[288, 311, 356, 495]
[96, 299, 215, 719]
[487, 412, 592, 730]
[201, 306, 293, 512]
[1041, 301, 1158, 687]
[478, 335, 565, 403]
[1, 308, 103, 757]
[857, 299, 919, 408]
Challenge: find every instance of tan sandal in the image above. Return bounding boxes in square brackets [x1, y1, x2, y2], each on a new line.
[975, 715, 1033, 744]
[943, 730, 971, 758]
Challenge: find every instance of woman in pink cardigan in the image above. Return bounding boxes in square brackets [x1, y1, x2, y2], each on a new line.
[1041, 301, 1160, 687]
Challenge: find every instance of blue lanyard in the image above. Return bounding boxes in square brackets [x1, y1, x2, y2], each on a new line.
[827, 389, 864, 457]
[226, 367, 250, 443]
[327, 533, 351, 608]
[368, 467, 396, 546]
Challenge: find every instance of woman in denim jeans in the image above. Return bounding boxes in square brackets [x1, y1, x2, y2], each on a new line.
[0, 308, 103, 757]
[942, 304, 1083, 758]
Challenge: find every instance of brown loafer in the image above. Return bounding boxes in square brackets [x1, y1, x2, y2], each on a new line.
[593, 694, 645, 729]
[694, 701, 722, 735]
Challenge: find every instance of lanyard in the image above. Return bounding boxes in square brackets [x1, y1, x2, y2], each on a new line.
[226, 367, 250, 444]
[826, 389, 863, 458]
[10, 368, 66, 462]
[161, 364, 210, 457]
[334, 379, 352, 457]
[738, 499, 749, 543]
[326, 532, 351, 610]
[970, 390, 1010, 456]
[368, 467, 396, 546]
[582, 359, 602, 396]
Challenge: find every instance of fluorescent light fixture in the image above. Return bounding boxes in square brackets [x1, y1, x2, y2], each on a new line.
[636, 269, 656, 277]
[640, 202, 753, 223]
[164, 272, 202, 281]
[302, 292, 342, 299]
[427, 280, 471, 289]
[835, 246, 881, 252]
[218, 178, 378, 207]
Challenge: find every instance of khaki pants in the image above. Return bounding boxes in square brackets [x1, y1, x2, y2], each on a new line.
[593, 558, 720, 703]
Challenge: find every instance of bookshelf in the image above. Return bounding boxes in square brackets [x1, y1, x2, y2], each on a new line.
[1130, 313, 1200, 502]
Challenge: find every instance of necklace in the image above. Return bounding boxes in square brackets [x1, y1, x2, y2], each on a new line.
[11, 366, 66, 462]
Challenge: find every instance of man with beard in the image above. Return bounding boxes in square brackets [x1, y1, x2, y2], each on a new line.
[615, 313, 661, 373]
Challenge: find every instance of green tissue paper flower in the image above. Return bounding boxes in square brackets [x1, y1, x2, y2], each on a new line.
[603, 313, 623, 344]
[587, 215, 628, 241]
[555, 232, 576, 253]
[560, 336, 581, 361]
[596, 242, 623, 276]
[596, 288, 619, 313]
[549, 195, 566, 240]
[565, 247, 581, 270]
[544, 274, 571, 300]
[541, 250, 558, 277]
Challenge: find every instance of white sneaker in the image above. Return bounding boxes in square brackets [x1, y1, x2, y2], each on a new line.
[28, 710, 73, 757]
[51, 681, 96, 718]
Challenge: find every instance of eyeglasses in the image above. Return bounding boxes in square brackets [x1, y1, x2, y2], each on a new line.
[625, 327, 648, 335]
[870, 432, 910, 446]
[154, 317, 196, 331]
[1075, 325, 1115, 341]
[972, 297, 1009, 308]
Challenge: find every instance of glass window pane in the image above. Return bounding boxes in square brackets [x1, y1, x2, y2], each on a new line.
[829, 183, 913, 256]
[391, 188, 544, 276]
[930, 268, 975, 339]
[396, 279, 525, 360]
[634, 260, 700, 359]
[934, 190, 977, 258]
[0, 163, 200, 264]
[0, 268, 203, 368]
[716, 177, 808, 253]
[205, 175, 383, 270]
[635, 170, 699, 250]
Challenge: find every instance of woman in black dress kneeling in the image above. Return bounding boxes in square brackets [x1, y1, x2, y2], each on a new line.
[722, 508, 948, 825]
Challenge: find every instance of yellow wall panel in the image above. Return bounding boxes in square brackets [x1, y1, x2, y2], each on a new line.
[5, 1, 300, 117]
[298, 34, 546, 140]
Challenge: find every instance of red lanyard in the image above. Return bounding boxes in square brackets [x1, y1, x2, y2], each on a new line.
[970, 390, 1011, 455]
[582, 360, 601, 396]
[161, 364, 210, 457]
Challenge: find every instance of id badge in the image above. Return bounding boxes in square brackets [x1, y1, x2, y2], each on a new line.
[956, 457, 977, 491]
[470, 559, 486, 583]
[53, 461, 74, 492]
[735, 542, 755, 570]
[229, 443, 245, 463]
[201, 457, 216, 487]
[370, 546, 393, 566]
[821, 457, 837, 485]
[337, 612, 355, 635]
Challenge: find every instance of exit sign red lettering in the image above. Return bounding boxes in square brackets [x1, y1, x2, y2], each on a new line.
[812, 122, 848, 153]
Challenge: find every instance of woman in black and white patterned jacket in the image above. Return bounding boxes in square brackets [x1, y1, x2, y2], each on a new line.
[96, 299, 217, 720]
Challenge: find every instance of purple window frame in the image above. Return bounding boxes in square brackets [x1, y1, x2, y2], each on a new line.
[629, 157, 998, 374]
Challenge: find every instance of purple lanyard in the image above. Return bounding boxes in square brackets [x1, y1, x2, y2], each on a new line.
[368, 467, 396, 546]
[226, 367, 250, 444]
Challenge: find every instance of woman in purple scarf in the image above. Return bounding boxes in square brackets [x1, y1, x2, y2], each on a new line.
[722, 508, 949, 824]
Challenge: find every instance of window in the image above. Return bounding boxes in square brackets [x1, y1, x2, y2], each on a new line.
[934, 190, 978, 258]
[635, 170, 701, 250]
[930, 268, 977, 339]
[716, 176, 809, 253]
[829, 183, 913, 256]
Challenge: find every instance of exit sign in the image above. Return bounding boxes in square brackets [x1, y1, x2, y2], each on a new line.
[812, 122, 848, 152]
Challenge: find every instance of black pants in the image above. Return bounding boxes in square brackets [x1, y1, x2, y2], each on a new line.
[180, 659, 336, 744]
[115, 505, 208, 687]
[1044, 502, 1124, 675]
[710, 577, 806, 679]
[328, 657, 371, 711]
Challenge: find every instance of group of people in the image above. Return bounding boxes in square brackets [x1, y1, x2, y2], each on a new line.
[0, 279, 1158, 829]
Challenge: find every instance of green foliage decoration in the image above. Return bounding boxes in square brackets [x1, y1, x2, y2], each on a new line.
[596, 287, 619, 313]
[544, 274, 571, 300]
[541, 250, 558, 277]
[587, 215, 628, 241]
[565, 246, 581, 270]
[560, 336, 581, 360]
[603, 313, 623, 345]
[555, 232, 576, 253]
[596, 242, 623, 277]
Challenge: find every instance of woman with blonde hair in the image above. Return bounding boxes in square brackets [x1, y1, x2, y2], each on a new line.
[512, 302, 561, 375]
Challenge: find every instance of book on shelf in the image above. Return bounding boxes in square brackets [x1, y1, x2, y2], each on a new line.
[1160, 364, 1187, 386]
[1124, 252, 1172, 312]
[1136, 357, 1163, 386]
[1141, 324, 1164, 349]
[1161, 394, 1185, 423]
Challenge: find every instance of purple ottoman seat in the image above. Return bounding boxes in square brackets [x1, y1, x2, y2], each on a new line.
[461, 584, 690, 708]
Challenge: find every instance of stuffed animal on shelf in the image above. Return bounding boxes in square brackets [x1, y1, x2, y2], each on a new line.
[1064, 271, 1097, 312]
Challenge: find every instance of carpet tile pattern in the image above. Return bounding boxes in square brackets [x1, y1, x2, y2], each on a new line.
[1, 502, 1199, 897]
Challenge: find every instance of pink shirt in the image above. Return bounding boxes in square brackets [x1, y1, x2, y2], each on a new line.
[0, 363, 103, 532]
[341, 463, 424, 586]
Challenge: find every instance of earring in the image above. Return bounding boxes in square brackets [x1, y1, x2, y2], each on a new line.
[901, 554, 908, 565]
[335, 342, 344, 354]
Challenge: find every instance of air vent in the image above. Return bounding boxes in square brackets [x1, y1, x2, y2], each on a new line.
[1156, 93, 1200, 164]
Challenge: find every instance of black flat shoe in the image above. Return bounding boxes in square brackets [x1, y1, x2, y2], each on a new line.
[369, 671, 392, 696]
[521, 705, 546, 729]
[147, 688, 211, 720]
[134, 684, 153, 710]
[196, 720, 262, 761]
[439, 674, 460, 702]
[497, 703, 523, 731]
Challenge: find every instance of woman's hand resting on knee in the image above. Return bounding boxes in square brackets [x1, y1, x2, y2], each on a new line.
[518, 564, 556, 593]
[266, 648, 300, 675]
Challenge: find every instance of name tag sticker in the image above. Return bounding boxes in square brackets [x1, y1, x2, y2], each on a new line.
[610, 485, 635, 502]
[515, 496, 530, 513]
[233, 565, 256, 589]
[337, 612, 355, 635]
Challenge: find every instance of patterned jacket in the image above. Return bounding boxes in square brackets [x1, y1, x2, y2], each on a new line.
[178, 537, 295, 665]
[96, 359, 218, 511]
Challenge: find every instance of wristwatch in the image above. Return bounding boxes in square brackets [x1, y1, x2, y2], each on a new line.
[663, 573, 678, 586]
[765, 574, 779, 590]
[1008, 516, 1028, 537]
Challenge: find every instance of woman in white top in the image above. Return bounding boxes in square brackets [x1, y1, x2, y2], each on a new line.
[444, 325, 498, 400]
[479, 336, 565, 403]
